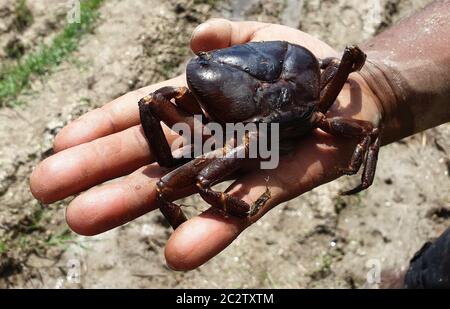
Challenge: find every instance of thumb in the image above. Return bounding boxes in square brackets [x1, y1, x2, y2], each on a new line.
[190, 18, 269, 53]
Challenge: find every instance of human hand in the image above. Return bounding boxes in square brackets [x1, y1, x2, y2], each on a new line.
[30, 19, 382, 270]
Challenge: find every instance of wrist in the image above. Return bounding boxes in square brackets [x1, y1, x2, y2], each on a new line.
[358, 53, 414, 144]
[328, 71, 383, 130]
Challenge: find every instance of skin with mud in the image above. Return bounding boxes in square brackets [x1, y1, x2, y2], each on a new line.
[0, 0, 449, 288]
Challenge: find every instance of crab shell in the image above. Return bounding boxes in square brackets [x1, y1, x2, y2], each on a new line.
[186, 41, 320, 128]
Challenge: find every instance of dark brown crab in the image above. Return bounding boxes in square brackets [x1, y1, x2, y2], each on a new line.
[138, 41, 381, 229]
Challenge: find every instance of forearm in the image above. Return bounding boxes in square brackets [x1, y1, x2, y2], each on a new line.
[360, 0, 450, 144]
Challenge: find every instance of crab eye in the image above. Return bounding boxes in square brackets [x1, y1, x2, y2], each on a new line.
[198, 51, 211, 60]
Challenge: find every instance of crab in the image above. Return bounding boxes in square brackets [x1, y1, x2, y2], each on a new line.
[138, 41, 381, 229]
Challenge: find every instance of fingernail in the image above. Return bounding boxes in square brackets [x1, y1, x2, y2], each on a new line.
[191, 22, 211, 41]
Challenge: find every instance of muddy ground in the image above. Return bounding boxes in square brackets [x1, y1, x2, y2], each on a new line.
[0, 0, 449, 288]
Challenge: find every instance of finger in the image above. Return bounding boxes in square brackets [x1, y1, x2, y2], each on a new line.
[164, 171, 285, 271]
[53, 75, 186, 152]
[190, 18, 337, 59]
[31, 125, 156, 204]
[190, 18, 270, 53]
[164, 132, 352, 270]
[246, 25, 338, 59]
[65, 159, 267, 238]
[165, 208, 246, 270]
[66, 164, 166, 236]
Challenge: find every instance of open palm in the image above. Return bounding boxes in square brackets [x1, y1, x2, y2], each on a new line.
[30, 19, 381, 270]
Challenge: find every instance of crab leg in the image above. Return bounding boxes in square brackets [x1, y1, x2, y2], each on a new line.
[343, 133, 381, 195]
[138, 86, 206, 168]
[314, 113, 381, 195]
[196, 145, 250, 217]
[156, 153, 216, 229]
[319, 57, 340, 91]
[196, 142, 271, 218]
[318, 45, 366, 113]
[340, 135, 371, 175]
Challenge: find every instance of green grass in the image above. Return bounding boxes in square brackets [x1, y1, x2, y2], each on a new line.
[193, 0, 221, 6]
[46, 228, 74, 247]
[5, 38, 26, 59]
[5, 0, 33, 59]
[0, 0, 104, 107]
[1, 206, 77, 259]
[309, 254, 333, 281]
[14, 0, 34, 32]
[0, 240, 7, 254]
